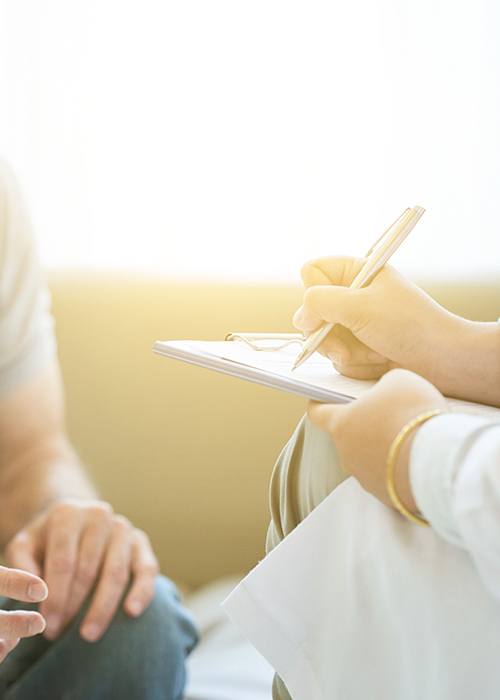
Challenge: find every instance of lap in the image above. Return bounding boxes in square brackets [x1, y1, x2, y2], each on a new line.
[267, 414, 347, 552]
[0, 576, 198, 700]
[267, 416, 346, 700]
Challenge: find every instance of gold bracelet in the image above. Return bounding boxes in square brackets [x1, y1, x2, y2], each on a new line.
[386, 409, 445, 526]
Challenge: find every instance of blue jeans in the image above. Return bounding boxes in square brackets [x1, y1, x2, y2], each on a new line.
[0, 576, 198, 699]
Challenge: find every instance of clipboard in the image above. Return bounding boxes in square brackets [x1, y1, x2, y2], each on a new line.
[153, 333, 500, 416]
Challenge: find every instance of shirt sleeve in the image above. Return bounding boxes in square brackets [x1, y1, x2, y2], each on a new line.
[0, 162, 56, 395]
[410, 412, 500, 600]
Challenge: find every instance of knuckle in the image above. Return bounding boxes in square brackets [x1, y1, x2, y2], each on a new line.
[51, 554, 76, 576]
[5, 532, 28, 557]
[87, 506, 113, 527]
[3, 615, 26, 638]
[303, 286, 316, 306]
[90, 501, 113, 517]
[74, 563, 98, 588]
[134, 528, 151, 546]
[107, 565, 129, 586]
[300, 261, 314, 282]
[3, 570, 22, 596]
[112, 515, 131, 533]
[49, 500, 77, 522]
[140, 562, 160, 578]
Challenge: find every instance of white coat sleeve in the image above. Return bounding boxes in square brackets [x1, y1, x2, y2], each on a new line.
[410, 412, 500, 600]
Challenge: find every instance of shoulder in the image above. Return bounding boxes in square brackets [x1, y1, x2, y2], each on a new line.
[0, 159, 20, 200]
[0, 160, 34, 258]
[0, 159, 26, 230]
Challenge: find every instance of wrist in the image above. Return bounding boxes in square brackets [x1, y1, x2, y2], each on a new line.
[434, 316, 500, 405]
[393, 433, 418, 515]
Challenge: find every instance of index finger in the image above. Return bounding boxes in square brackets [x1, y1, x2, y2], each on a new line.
[41, 507, 84, 639]
[0, 566, 48, 603]
[301, 256, 365, 289]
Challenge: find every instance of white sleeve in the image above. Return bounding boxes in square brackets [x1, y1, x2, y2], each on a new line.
[0, 162, 56, 395]
[410, 412, 500, 600]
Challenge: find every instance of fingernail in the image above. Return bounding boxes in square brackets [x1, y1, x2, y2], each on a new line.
[127, 600, 142, 616]
[81, 624, 100, 643]
[28, 581, 48, 602]
[29, 614, 46, 635]
[44, 615, 60, 639]
[292, 307, 305, 328]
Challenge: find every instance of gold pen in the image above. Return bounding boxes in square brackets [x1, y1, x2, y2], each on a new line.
[292, 205, 425, 371]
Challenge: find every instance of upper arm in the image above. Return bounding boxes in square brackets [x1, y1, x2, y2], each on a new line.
[0, 162, 63, 466]
[0, 161, 56, 396]
[0, 362, 68, 474]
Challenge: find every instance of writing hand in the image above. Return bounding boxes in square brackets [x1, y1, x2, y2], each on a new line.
[293, 256, 463, 388]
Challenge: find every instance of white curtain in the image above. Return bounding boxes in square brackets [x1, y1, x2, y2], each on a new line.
[0, 0, 498, 281]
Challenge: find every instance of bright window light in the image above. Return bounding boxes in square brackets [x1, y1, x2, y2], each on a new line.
[0, 0, 499, 282]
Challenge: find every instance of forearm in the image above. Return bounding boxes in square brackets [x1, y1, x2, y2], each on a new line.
[0, 434, 96, 546]
[433, 318, 500, 407]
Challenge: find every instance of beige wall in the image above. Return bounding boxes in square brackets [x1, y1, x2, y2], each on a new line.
[49, 273, 499, 589]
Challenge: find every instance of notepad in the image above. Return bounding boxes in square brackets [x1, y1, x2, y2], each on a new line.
[153, 336, 500, 416]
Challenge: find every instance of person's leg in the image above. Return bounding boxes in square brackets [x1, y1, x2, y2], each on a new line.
[267, 414, 346, 552]
[267, 415, 346, 700]
[0, 576, 198, 700]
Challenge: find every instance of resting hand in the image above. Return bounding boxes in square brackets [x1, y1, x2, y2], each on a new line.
[308, 369, 447, 512]
[0, 565, 47, 663]
[293, 256, 463, 388]
[4, 500, 159, 642]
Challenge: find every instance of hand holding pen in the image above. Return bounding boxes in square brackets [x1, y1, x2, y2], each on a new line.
[292, 206, 425, 370]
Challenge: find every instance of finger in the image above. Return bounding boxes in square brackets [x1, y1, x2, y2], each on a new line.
[123, 531, 159, 617]
[295, 285, 364, 333]
[0, 637, 20, 663]
[41, 505, 85, 640]
[334, 362, 390, 381]
[293, 304, 323, 332]
[60, 507, 113, 629]
[0, 566, 48, 603]
[319, 330, 354, 365]
[0, 610, 46, 640]
[4, 532, 42, 577]
[80, 516, 132, 643]
[327, 325, 387, 365]
[301, 257, 365, 288]
[307, 401, 346, 431]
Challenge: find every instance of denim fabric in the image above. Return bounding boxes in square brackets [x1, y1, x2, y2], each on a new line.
[0, 576, 198, 700]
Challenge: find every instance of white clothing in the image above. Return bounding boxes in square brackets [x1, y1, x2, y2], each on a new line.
[224, 409, 500, 699]
[0, 161, 55, 394]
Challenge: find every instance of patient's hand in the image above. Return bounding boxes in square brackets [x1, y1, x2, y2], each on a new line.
[308, 369, 446, 513]
[4, 500, 159, 643]
[293, 256, 500, 406]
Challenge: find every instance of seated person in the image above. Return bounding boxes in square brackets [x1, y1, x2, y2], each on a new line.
[0, 161, 198, 699]
[268, 256, 500, 700]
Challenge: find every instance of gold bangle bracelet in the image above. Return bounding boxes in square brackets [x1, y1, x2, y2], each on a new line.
[386, 409, 445, 527]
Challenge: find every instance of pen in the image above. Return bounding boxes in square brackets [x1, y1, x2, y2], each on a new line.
[292, 205, 425, 371]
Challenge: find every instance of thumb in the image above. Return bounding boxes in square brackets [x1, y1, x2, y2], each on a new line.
[294, 285, 364, 333]
[307, 401, 347, 431]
